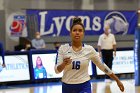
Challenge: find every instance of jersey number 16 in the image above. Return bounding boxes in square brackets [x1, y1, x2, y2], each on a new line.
[72, 61, 80, 70]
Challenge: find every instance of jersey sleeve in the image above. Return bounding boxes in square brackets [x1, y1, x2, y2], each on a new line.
[88, 46, 113, 75]
[54, 45, 64, 74]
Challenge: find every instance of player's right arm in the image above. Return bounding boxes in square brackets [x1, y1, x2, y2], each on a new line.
[54, 45, 72, 74]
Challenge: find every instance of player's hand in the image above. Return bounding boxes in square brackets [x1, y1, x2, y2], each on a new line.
[2, 64, 6, 67]
[117, 80, 124, 92]
[63, 57, 72, 66]
[99, 52, 102, 57]
[114, 51, 116, 57]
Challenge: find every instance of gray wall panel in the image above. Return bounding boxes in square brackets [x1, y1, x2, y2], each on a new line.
[0, 10, 6, 49]
[42, 35, 134, 50]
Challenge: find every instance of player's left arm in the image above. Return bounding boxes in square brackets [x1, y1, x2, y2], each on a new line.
[91, 55, 124, 92]
[89, 46, 124, 92]
[108, 73, 124, 92]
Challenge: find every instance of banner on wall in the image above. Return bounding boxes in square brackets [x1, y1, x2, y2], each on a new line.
[26, 10, 137, 36]
[134, 27, 140, 86]
[6, 12, 27, 37]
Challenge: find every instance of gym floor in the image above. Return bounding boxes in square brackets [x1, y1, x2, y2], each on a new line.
[0, 79, 139, 93]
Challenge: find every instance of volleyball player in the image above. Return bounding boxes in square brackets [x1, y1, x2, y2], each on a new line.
[54, 17, 124, 93]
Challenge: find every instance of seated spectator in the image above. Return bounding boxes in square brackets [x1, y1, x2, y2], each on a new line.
[53, 42, 61, 50]
[20, 42, 35, 51]
[31, 32, 46, 49]
[14, 44, 25, 51]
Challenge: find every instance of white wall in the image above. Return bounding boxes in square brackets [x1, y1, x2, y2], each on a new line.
[0, 0, 4, 10]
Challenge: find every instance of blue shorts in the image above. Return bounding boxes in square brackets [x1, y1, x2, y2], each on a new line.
[62, 81, 91, 93]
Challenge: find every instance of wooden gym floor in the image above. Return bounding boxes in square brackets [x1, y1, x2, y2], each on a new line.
[0, 79, 140, 93]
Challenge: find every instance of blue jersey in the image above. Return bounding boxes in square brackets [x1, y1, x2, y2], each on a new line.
[34, 66, 47, 79]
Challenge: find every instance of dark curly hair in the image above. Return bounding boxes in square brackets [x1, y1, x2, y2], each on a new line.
[70, 17, 85, 32]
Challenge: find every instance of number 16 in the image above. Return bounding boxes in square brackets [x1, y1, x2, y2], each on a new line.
[72, 61, 80, 70]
